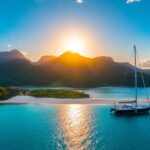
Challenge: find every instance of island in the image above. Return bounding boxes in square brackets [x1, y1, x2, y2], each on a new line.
[0, 87, 90, 100]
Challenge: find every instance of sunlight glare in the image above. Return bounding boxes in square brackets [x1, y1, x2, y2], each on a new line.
[63, 37, 85, 53]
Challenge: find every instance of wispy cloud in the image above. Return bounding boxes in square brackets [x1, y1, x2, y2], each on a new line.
[76, 0, 83, 4]
[34, 0, 84, 4]
[126, 0, 142, 4]
[34, 0, 43, 2]
[20, 51, 28, 57]
[140, 60, 150, 68]
[7, 44, 12, 48]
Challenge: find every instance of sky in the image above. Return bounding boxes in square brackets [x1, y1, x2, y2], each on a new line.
[0, 0, 150, 65]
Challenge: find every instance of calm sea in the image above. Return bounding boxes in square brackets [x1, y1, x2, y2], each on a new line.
[0, 104, 150, 150]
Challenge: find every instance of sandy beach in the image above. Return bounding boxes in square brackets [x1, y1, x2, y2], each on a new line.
[0, 95, 149, 105]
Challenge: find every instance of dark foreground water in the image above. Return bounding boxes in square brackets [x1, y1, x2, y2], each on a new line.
[1, 104, 150, 150]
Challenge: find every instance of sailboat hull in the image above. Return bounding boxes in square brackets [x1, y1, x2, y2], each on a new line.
[111, 105, 150, 114]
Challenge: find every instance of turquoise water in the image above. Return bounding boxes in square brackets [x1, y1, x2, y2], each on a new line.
[83, 87, 150, 99]
[16, 86, 150, 99]
[1, 104, 150, 150]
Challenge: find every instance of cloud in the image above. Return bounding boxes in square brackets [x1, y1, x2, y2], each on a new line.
[76, 0, 83, 4]
[34, 0, 84, 4]
[34, 0, 44, 3]
[20, 51, 28, 57]
[140, 60, 150, 68]
[126, 0, 142, 4]
[7, 44, 12, 48]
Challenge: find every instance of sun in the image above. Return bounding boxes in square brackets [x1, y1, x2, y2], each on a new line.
[63, 37, 85, 53]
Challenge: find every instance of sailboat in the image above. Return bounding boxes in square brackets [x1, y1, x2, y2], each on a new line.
[111, 45, 150, 114]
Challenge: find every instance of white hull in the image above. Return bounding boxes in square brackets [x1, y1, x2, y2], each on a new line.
[111, 105, 150, 114]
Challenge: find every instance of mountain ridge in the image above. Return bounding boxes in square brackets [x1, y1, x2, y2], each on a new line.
[0, 49, 29, 62]
[0, 49, 149, 87]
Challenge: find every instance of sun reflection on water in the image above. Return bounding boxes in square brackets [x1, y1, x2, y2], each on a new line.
[58, 105, 91, 150]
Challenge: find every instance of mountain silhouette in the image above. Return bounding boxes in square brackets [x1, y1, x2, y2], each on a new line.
[0, 50, 149, 87]
[0, 49, 28, 62]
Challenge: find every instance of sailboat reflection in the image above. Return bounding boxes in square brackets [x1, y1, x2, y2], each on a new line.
[58, 105, 91, 150]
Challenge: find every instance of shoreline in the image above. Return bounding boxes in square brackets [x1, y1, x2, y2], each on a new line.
[0, 95, 150, 105]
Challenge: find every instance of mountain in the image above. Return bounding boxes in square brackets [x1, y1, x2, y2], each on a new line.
[37, 51, 114, 67]
[36, 55, 56, 65]
[0, 49, 28, 62]
[37, 51, 89, 65]
[0, 50, 149, 87]
[34, 51, 144, 87]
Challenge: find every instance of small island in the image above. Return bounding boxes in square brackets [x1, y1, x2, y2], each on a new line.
[0, 87, 90, 100]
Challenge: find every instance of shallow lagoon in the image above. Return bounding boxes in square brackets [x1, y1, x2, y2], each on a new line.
[1, 104, 150, 150]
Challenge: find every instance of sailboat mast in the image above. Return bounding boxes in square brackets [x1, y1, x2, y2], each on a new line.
[134, 45, 138, 106]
